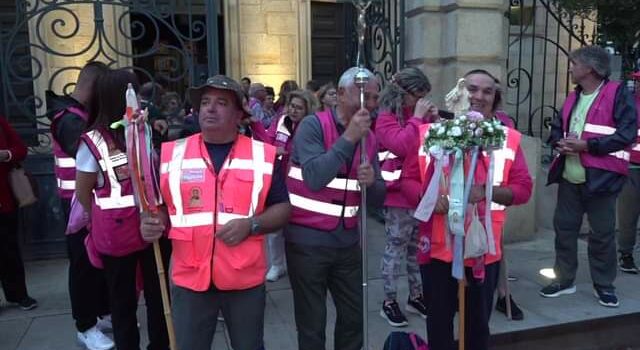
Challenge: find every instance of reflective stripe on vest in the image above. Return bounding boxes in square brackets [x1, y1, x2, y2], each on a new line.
[57, 178, 76, 190]
[583, 122, 631, 161]
[288, 166, 360, 192]
[378, 150, 398, 161]
[55, 157, 76, 168]
[381, 169, 402, 181]
[85, 130, 135, 210]
[289, 193, 359, 218]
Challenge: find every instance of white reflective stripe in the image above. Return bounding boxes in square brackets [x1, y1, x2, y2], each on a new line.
[583, 123, 617, 135]
[230, 159, 273, 174]
[637, 129, 640, 137]
[57, 178, 76, 190]
[170, 212, 213, 228]
[94, 195, 135, 210]
[290, 193, 359, 218]
[218, 212, 249, 225]
[86, 130, 134, 209]
[381, 169, 402, 182]
[248, 140, 266, 216]
[378, 151, 398, 161]
[160, 158, 206, 174]
[288, 166, 359, 192]
[633, 144, 640, 152]
[611, 150, 630, 161]
[491, 202, 505, 211]
[168, 139, 188, 220]
[55, 156, 76, 168]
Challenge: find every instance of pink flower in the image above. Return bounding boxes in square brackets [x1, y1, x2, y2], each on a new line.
[466, 111, 484, 122]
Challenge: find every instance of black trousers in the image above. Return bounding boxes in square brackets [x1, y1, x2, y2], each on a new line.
[101, 239, 171, 350]
[420, 260, 500, 350]
[172, 283, 266, 350]
[286, 242, 362, 350]
[0, 211, 29, 302]
[67, 227, 110, 332]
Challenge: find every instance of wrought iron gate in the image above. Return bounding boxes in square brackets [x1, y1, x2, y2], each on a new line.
[0, 0, 221, 259]
[505, 0, 596, 151]
[346, 0, 405, 85]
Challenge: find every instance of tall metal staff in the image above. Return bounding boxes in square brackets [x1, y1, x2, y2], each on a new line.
[352, 1, 372, 349]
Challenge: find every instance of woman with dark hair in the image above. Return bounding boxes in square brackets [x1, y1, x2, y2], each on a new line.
[263, 89, 318, 281]
[75, 68, 170, 350]
[374, 67, 438, 326]
[0, 117, 37, 312]
[273, 80, 299, 117]
[317, 82, 337, 112]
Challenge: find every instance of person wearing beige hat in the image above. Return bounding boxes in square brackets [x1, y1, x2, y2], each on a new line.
[140, 75, 291, 350]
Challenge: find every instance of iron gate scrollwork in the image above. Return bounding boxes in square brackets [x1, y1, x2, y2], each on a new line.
[506, 0, 596, 160]
[347, 0, 405, 86]
[0, 0, 220, 259]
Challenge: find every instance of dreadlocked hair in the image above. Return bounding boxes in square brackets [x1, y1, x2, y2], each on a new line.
[378, 67, 431, 119]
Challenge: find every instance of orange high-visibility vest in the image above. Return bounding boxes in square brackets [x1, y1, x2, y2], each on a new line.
[417, 123, 522, 265]
[160, 134, 276, 291]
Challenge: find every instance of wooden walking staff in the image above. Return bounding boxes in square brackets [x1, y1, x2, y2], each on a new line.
[351, 1, 373, 348]
[123, 84, 178, 350]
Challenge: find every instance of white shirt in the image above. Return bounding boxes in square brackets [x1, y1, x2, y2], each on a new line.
[76, 142, 105, 187]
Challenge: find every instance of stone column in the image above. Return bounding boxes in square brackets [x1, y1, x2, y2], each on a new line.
[225, 0, 310, 92]
[404, 0, 509, 106]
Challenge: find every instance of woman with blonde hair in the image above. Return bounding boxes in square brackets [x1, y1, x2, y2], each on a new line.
[317, 82, 337, 112]
[263, 89, 318, 281]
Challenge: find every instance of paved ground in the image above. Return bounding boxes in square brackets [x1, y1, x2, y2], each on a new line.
[1, 217, 639, 350]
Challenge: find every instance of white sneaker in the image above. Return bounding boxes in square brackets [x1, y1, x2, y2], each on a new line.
[266, 265, 286, 282]
[77, 326, 114, 350]
[96, 315, 113, 333]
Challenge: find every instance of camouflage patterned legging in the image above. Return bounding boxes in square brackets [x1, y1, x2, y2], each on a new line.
[380, 207, 422, 301]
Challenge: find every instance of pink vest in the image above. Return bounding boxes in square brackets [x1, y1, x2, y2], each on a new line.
[81, 128, 147, 257]
[630, 96, 640, 165]
[51, 106, 88, 199]
[286, 110, 377, 230]
[559, 81, 629, 175]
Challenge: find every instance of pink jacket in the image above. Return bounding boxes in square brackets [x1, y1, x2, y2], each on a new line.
[375, 107, 427, 208]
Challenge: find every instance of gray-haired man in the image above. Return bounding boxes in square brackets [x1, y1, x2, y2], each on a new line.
[284, 67, 385, 350]
[543, 46, 637, 307]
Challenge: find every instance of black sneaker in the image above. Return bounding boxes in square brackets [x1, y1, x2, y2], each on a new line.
[619, 254, 639, 274]
[380, 300, 409, 327]
[594, 288, 619, 308]
[405, 295, 428, 319]
[539, 282, 576, 298]
[495, 296, 524, 321]
[17, 296, 38, 311]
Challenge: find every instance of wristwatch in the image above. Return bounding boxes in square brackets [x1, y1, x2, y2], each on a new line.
[249, 217, 261, 235]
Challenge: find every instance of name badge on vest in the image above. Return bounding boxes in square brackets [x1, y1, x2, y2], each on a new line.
[189, 186, 203, 208]
[181, 169, 205, 183]
[109, 153, 130, 182]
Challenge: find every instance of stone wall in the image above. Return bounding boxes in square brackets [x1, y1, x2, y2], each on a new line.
[227, 0, 310, 92]
[404, 0, 509, 107]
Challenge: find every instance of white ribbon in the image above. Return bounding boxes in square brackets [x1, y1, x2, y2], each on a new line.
[414, 147, 447, 222]
[484, 150, 496, 255]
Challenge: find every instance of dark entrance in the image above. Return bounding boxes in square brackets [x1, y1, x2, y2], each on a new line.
[0, 0, 223, 259]
[310, 1, 353, 85]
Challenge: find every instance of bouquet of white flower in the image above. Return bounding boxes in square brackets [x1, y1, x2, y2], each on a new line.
[423, 111, 506, 152]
